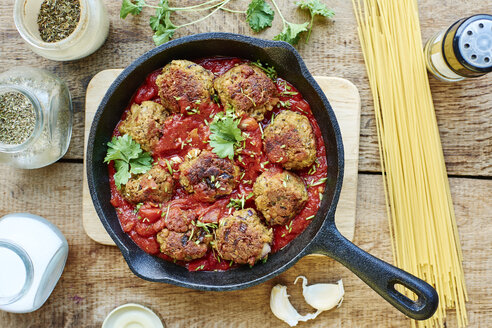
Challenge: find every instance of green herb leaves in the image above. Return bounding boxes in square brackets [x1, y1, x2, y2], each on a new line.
[120, 0, 145, 19]
[246, 0, 274, 32]
[251, 60, 277, 80]
[104, 134, 153, 189]
[119, 0, 334, 46]
[209, 108, 244, 160]
[273, 21, 310, 45]
[296, 0, 335, 41]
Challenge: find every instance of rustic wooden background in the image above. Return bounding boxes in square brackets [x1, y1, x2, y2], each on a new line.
[0, 0, 490, 327]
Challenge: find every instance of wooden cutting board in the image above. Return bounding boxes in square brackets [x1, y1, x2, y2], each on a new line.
[83, 70, 361, 246]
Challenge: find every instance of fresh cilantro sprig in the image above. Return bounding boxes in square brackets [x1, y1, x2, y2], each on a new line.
[104, 134, 153, 189]
[246, 0, 274, 32]
[119, 0, 334, 46]
[208, 108, 244, 160]
[296, 0, 335, 42]
[121, 0, 233, 46]
[251, 60, 277, 81]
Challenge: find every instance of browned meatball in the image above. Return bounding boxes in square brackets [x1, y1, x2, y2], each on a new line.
[164, 207, 196, 233]
[179, 149, 240, 202]
[122, 165, 174, 204]
[264, 110, 316, 170]
[156, 60, 214, 114]
[118, 101, 169, 153]
[214, 64, 279, 120]
[214, 209, 272, 266]
[156, 228, 211, 261]
[253, 169, 308, 226]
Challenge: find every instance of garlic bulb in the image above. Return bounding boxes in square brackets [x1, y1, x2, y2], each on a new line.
[270, 277, 344, 326]
[270, 285, 316, 327]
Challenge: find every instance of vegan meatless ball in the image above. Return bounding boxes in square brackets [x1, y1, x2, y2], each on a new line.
[264, 110, 317, 170]
[157, 228, 211, 261]
[214, 208, 273, 266]
[214, 64, 279, 121]
[253, 169, 308, 226]
[122, 164, 174, 204]
[118, 101, 169, 153]
[164, 207, 196, 233]
[156, 60, 215, 114]
[179, 149, 240, 202]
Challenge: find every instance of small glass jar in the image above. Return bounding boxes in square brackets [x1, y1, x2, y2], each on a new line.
[0, 213, 69, 313]
[14, 0, 109, 61]
[424, 14, 492, 82]
[0, 67, 72, 169]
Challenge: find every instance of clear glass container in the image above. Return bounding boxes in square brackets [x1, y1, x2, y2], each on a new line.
[0, 67, 72, 169]
[14, 0, 109, 61]
[0, 213, 69, 313]
[424, 14, 492, 82]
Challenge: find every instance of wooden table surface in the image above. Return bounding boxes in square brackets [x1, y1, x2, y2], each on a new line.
[0, 1, 490, 327]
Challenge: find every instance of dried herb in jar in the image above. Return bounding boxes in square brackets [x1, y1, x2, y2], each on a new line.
[38, 0, 81, 43]
[0, 92, 36, 145]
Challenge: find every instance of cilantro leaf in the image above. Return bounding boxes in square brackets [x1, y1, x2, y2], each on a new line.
[120, 0, 146, 19]
[153, 25, 176, 46]
[104, 135, 153, 189]
[209, 109, 244, 159]
[296, 0, 335, 41]
[246, 0, 275, 32]
[250, 60, 277, 81]
[114, 161, 131, 187]
[129, 152, 153, 174]
[273, 21, 309, 45]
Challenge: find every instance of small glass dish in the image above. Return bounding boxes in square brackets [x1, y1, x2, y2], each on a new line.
[13, 0, 109, 61]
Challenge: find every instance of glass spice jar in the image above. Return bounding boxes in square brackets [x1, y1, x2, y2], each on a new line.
[424, 14, 492, 82]
[13, 0, 109, 61]
[0, 67, 72, 169]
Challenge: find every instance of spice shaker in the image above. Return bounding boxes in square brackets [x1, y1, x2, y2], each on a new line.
[14, 0, 109, 61]
[0, 213, 69, 313]
[424, 14, 492, 82]
[0, 67, 72, 169]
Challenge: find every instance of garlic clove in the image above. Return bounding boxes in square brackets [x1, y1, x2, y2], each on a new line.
[294, 276, 344, 313]
[270, 284, 317, 327]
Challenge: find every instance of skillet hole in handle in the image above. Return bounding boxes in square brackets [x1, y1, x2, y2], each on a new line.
[387, 280, 434, 315]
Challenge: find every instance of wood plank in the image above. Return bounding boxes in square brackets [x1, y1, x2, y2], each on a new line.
[0, 1, 490, 176]
[82, 71, 360, 245]
[0, 164, 490, 327]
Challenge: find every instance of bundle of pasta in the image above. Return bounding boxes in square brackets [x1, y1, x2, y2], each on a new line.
[352, 0, 468, 327]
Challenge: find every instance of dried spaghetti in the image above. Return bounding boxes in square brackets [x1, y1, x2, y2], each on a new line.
[352, 0, 468, 327]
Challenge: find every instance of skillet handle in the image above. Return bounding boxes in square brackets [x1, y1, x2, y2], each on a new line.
[309, 223, 439, 320]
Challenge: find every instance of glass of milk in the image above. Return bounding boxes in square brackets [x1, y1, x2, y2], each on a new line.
[0, 213, 68, 313]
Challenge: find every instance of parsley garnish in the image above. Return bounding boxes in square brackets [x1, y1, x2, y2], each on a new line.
[209, 108, 244, 159]
[104, 134, 153, 189]
[251, 60, 277, 81]
[296, 0, 335, 42]
[246, 0, 274, 32]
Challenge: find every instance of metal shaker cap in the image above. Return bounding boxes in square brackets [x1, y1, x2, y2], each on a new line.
[443, 14, 492, 77]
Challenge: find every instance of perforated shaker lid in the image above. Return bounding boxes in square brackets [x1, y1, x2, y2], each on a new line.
[443, 14, 492, 77]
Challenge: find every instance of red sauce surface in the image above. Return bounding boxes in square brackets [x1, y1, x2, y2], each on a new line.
[109, 57, 327, 271]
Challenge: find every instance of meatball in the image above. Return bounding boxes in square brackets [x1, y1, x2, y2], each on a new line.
[214, 64, 279, 120]
[122, 165, 174, 204]
[214, 208, 272, 265]
[156, 60, 215, 114]
[264, 110, 316, 170]
[119, 101, 169, 152]
[157, 228, 211, 261]
[179, 149, 240, 202]
[164, 207, 196, 233]
[253, 169, 308, 226]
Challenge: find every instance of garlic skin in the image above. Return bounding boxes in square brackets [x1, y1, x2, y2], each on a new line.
[294, 276, 344, 313]
[270, 277, 344, 326]
[270, 285, 316, 327]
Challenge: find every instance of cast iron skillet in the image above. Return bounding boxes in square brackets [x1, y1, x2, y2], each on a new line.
[87, 33, 438, 320]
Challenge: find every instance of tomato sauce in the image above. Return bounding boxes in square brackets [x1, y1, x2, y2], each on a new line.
[109, 57, 328, 271]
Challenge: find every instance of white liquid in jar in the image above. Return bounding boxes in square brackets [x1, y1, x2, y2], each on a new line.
[0, 213, 68, 313]
[0, 247, 27, 299]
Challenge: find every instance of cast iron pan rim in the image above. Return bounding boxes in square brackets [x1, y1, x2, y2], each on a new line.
[87, 32, 344, 290]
